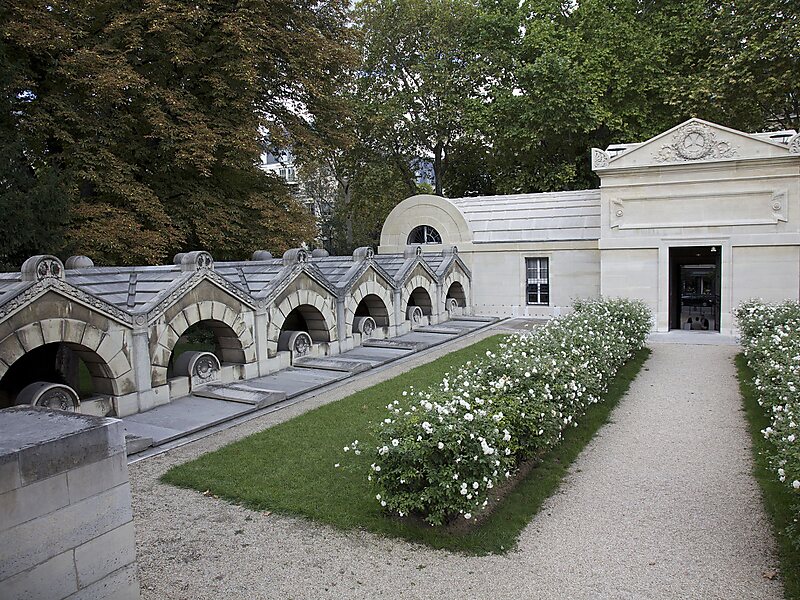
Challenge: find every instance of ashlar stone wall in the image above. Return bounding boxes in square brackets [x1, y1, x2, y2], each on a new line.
[0, 407, 139, 600]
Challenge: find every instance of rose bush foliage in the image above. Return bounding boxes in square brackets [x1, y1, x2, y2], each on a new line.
[735, 300, 800, 546]
[366, 298, 651, 526]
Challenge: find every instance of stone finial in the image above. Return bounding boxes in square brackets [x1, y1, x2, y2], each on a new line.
[21, 255, 65, 282]
[352, 247, 374, 262]
[65, 255, 94, 269]
[591, 148, 610, 170]
[251, 250, 273, 261]
[311, 248, 330, 258]
[404, 245, 423, 259]
[443, 245, 458, 257]
[282, 248, 309, 266]
[178, 251, 214, 272]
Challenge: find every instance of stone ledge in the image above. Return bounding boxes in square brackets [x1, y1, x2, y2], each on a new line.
[0, 407, 124, 489]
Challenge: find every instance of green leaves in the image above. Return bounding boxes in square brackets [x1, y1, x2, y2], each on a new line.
[0, 0, 352, 266]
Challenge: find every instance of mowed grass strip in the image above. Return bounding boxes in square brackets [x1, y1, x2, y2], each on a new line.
[162, 336, 650, 554]
[736, 355, 800, 599]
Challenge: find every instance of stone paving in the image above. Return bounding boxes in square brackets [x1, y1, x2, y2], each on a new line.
[122, 318, 494, 453]
[130, 332, 783, 599]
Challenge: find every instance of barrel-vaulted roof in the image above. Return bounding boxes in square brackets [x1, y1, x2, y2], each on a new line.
[379, 190, 601, 249]
[449, 189, 601, 243]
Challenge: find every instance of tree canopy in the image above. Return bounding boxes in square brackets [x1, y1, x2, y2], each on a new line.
[2, 0, 797, 263]
[0, 0, 352, 267]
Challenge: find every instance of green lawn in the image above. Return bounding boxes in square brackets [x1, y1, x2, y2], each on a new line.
[162, 336, 650, 554]
[736, 355, 800, 599]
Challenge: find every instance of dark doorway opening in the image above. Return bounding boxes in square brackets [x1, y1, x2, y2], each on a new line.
[669, 246, 721, 331]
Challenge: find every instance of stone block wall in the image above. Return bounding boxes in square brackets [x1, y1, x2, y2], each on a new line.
[0, 407, 140, 600]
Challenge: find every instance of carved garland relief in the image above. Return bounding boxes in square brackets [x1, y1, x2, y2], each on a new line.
[655, 123, 738, 163]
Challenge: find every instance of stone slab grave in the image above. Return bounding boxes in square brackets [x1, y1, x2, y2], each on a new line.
[238, 367, 351, 397]
[293, 355, 374, 374]
[394, 331, 459, 345]
[362, 338, 428, 351]
[0, 407, 140, 600]
[123, 395, 254, 447]
[445, 315, 496, 322]
[193, 384, 287, 407]
[337, 345, 415, 366]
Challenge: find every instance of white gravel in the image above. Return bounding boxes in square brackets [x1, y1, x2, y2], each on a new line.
[131, 342, 783, 599]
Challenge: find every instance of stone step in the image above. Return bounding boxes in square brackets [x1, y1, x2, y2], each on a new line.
[293, 356, 373, 374]
[445, 315, 496, 322]
[414, 325, 463, 335]
[193, 384, 288, 408]
[125, 434, 153, 455]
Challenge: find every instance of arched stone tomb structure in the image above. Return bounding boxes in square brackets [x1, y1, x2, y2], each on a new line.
[406, 287, 434, 327]
[0, 256, 137, 416]
[276, 303, 331, 361]
[0, 247, 472, 418]
[446, 281, 467, 314]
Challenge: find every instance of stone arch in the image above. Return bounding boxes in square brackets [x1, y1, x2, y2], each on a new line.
[345, 280, 395, 333]
[446, 281, 467, 307]
[402, 274, 436, 317]
[279, 304, 332, 343]
[0, 318, 133, 401]
[380, 194, 472, 252]
[442, 268, 471, 312]
[151, 301, 257, 387]
[269, 288, 337, 348]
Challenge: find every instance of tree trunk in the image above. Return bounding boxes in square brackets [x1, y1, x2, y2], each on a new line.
[433, 141, 444, 196]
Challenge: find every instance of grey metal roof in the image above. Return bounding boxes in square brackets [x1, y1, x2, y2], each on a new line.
[0, 250, 464, 321]
[214, 259, 286, 297]
[373, 255, 410, 278]
[67, 265, 186, 311]
[308, 256, 358, 288]
[449, 189, 601, 243]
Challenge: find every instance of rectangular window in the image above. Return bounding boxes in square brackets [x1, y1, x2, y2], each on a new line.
[526, 257, 549, 305]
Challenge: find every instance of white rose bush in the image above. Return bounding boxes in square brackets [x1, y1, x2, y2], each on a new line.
[735, 299, 800, 546]
[364, 298, 651, 526]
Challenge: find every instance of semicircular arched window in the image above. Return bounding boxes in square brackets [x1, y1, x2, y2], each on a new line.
[407, 225, 442, 245]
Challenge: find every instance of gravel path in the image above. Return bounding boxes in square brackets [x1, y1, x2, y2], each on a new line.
[131, 341, 783, 599]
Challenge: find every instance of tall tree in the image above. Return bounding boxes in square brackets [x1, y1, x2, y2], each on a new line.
[357, 0, 517, 196]
[1, 0, 352, 266]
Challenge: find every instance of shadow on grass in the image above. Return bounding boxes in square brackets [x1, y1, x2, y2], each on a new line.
[162, 337, 650, 555]
[736, 355, 800, 599]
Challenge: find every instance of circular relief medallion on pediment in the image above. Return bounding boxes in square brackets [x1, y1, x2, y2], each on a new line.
[677, 128, 712, 160]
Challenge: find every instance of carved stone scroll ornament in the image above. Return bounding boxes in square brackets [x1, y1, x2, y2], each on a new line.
[16, 381, 80, 411]
[654, 123, 738, 163]
[352, 247, 375, 262]
[282, 248, 309, 266]
[406, 304, 424, 326]
[353, 315, 376, 337]
[21, 255, 65, 282]
[446, 297, 460, 313]
[789, 133, 800, 154]
[178, 251, 213, 272]
[591, 148, 610, 169]
[278, 330, 312, 356]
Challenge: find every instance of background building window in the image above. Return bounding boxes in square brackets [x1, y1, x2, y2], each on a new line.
[408, 225, 442, 244]
[526, 257, 549, 305]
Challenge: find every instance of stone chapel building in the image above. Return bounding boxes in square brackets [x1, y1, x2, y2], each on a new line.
[380, 119, 800, 335]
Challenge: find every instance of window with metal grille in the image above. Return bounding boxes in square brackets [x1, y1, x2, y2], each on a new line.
[407, 225, 442, 244]
[526, 257, 549, 305]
